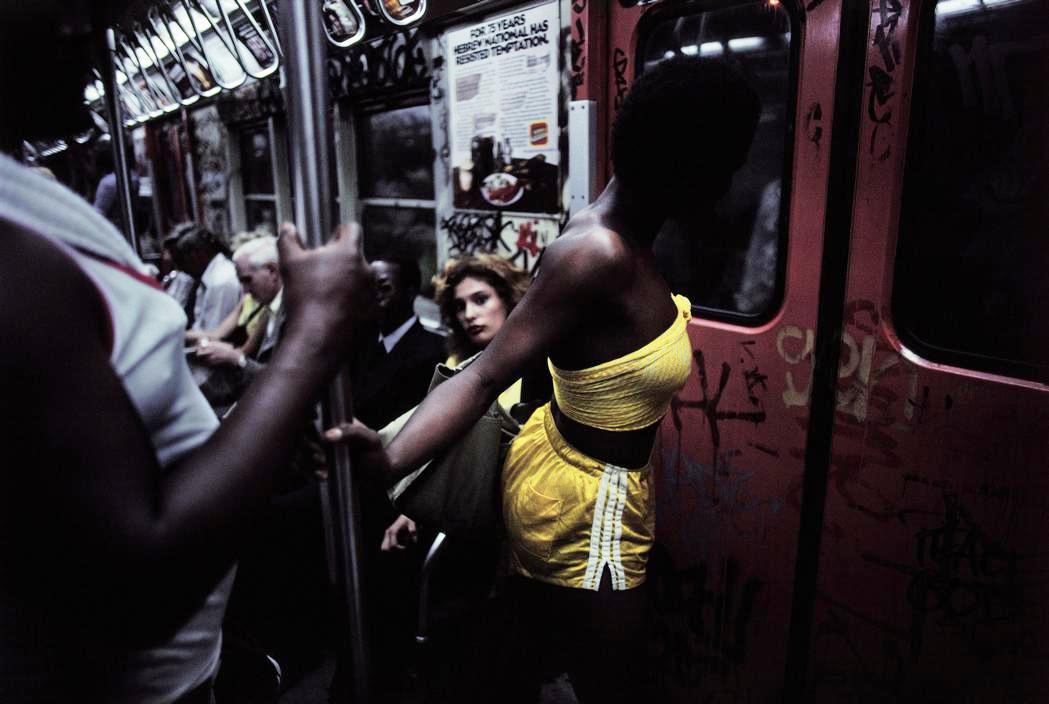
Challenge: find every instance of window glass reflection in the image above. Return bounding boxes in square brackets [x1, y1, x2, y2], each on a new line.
[893, 0, 1049, 381]
[358, 104, 435, 200]
[641, 1, 793, 319]
[362, 206, 437, 296]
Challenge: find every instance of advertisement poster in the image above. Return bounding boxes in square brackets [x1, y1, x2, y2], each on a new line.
[446, 2, 560, 213]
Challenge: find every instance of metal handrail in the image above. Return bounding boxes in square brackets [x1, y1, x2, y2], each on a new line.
[254, 0, 282, 56]
[415, 531, 449, 645]
[172, 0, 247, 90]
[96, 67, 150, 125]
[187, 0, 279, 80]
[280, 1, 370, 701]
[101, 28, 141, 255]
[148, 5, 222, 99]
[111, 51, 163, 119]
[116, 32, 179, 113]
[135, 19, 200, 106]
[131, 23, 192, 108]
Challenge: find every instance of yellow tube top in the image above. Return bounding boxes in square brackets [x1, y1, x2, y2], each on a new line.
[548, 294, 693, 431]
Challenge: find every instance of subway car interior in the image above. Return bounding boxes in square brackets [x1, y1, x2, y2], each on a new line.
[1, 0, 1047, 702]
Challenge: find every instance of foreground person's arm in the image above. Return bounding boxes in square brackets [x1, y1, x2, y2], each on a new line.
[0, 222, 369, 642]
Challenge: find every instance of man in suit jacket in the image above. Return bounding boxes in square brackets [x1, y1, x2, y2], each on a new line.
[349, 254, 446, 430]
[332, 253, 445, 699]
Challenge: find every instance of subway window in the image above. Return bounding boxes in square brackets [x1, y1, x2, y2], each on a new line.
[357, 102, 438, 295]
[893, 0, 1049, 382]
[640, 0, 795, 321]
[239, 121, 278, 234]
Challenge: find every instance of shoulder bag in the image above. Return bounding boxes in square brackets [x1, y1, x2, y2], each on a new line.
[380, 353, 529, 539]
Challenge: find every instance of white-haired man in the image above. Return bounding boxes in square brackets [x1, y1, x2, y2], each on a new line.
[195, 236, 283, 373]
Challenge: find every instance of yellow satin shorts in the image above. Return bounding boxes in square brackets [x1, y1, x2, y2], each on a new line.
[502, 403, 655, 591]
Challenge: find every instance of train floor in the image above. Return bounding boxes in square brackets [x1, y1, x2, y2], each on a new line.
[277, 648, 579, 703]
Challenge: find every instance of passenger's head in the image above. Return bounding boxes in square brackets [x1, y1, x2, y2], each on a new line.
[232, 235, 281, 305]
[371, 253, 421, 331]
[169, 222, 226, 278]
[612, 57, 761, 220]
[434, 254, 529, 360]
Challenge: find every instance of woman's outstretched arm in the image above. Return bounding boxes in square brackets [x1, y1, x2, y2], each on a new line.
[329, 228, 630, 484]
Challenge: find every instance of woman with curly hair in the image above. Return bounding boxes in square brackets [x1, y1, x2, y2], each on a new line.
[435, 254, 529, 361]
[380, 253, 529, 550]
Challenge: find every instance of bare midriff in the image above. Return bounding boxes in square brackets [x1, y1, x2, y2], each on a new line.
[550, 398, 658, 470]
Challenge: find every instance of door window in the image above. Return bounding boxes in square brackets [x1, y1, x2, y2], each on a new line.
[892, 0, 1049, 381]
[640, 1, 796, 321]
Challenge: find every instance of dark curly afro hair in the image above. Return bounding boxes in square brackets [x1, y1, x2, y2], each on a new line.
[612, 56, 761, 216]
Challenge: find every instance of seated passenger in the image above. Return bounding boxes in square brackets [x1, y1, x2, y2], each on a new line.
[193, 236, 283, 374]
[186, 231, 272, 360]
[169, 222, 241, 332]
[161, 232, 197, 311]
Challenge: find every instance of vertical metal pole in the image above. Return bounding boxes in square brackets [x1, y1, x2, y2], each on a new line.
[100, 28, 140, 254]
[279, 3, 370, 703]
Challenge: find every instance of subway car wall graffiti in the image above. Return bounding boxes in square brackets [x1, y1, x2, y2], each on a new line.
[8, 0, 1048, 701]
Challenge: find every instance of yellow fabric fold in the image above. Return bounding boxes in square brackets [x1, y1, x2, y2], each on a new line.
[548, 294, 693, 431]
[502, 404, 654, 591]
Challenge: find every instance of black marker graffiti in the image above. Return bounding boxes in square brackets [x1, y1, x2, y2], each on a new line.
[613, 47, 630, 111]
[430, 53, 450, 171]
[906, 383, 930, 425]
[673, 349, 768, 450]
[805, 101, 824, 149]
[430, 55, 444, 102]
[570, 17, 587, 101]
[216, 77, 284, 124]
[647, 551, 764, 689]
[749, 442, 780, 458]
[863, 489, 1022, 658]
[441, 212, 508, 256]
[440, 212, 544, 270]
[671, 346, 768, 502]
[867, 0, 903, 160]
[328, 28, 429, 101]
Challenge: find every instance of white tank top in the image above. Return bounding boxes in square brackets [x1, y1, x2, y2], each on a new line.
[0, 154, 234, 703]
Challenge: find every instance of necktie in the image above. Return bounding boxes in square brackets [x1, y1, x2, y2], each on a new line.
[374, 336, 389, 362]
[184, 279, 200, 329]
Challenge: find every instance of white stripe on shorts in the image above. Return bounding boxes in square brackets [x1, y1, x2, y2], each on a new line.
[582, 465, 630, 591]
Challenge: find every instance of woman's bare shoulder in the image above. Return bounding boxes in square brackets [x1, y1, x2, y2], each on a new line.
[540, 222, 634, 292]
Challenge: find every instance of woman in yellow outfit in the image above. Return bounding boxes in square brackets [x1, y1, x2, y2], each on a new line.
[329, 57, 761, 703]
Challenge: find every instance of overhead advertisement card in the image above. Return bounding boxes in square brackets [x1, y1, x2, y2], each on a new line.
[446, 1, 560, 213]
